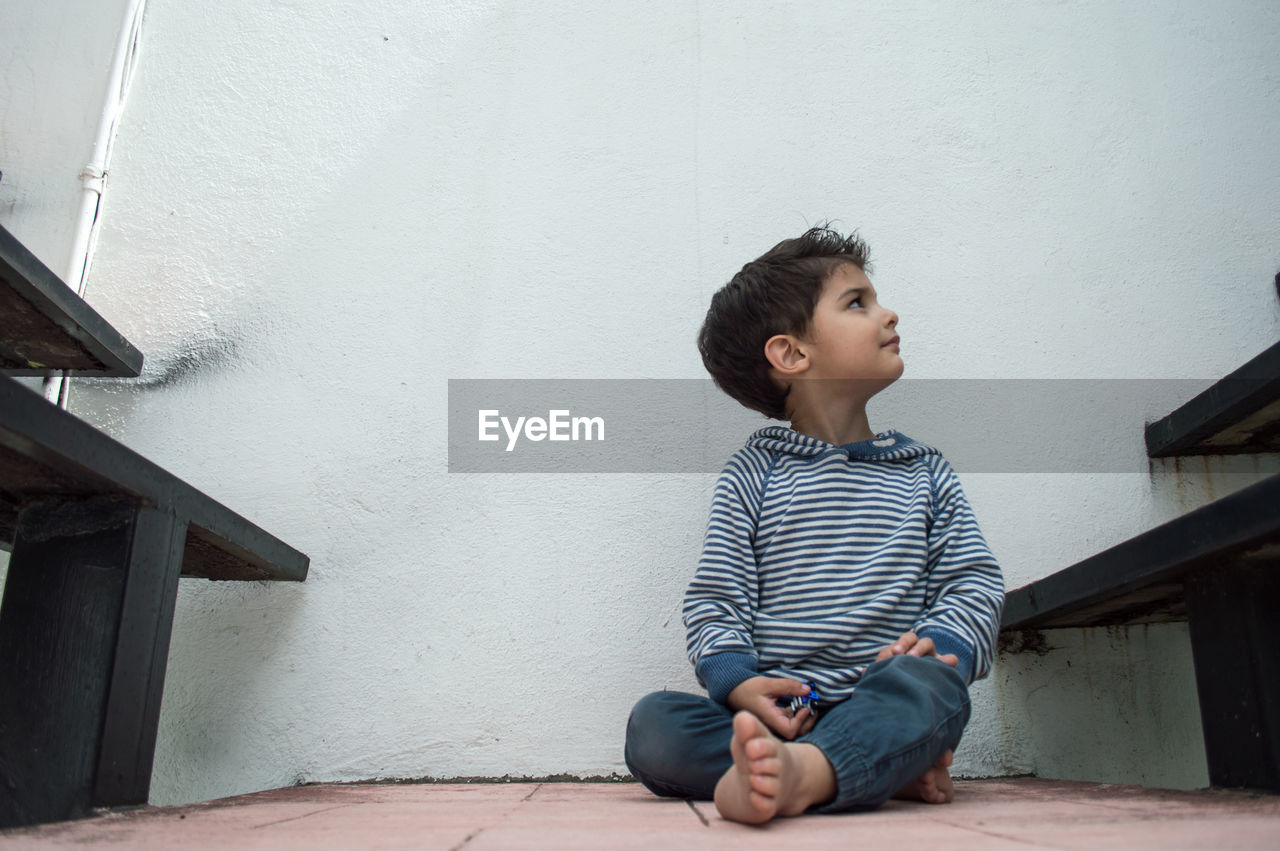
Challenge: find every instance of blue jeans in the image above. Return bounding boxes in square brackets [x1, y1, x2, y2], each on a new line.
[624, 654, 970, 813]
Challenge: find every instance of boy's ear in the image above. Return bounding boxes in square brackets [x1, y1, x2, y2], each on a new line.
[764, 334, 810, 376]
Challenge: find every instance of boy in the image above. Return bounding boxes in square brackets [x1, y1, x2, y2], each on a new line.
[624, 225, 1004, 824]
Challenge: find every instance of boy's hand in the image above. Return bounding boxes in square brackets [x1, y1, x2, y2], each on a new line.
[876, 632, 959, 668]
[726, 676, 816, 740]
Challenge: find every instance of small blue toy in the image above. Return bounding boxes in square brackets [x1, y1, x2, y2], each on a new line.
[780, 681, 820, 718]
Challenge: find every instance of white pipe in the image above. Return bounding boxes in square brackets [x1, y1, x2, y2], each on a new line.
[44, 0, 147, 406]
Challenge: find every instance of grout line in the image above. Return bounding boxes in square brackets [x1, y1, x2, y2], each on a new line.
[685, 799, 711, 827]
[450, 782, 544, 850]
[449, 828, 481, 851]
[251, 804, 353, 829]
[931, 818, 1067, 850]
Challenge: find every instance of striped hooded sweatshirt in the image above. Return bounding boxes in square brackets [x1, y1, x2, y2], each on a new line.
[683, 426, 1004, 705]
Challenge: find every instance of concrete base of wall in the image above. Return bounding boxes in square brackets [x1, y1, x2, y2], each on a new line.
[996, 622, 1208, 789]
[5, 778, 1279, 848]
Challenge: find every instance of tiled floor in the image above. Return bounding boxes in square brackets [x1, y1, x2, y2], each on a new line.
[3, 778, 1279, 849]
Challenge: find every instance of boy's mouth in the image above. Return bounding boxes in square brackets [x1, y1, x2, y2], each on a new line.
[882, 336, 900, 349]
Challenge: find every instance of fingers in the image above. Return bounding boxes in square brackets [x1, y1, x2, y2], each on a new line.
[880, 632, 921, 661]
[796, 708, 817, 738]
[759, 678, 810, 706]
[767, 700, 814, 741]
[754, 705, 786, 737]
[890, 632, 915, 655]
[771, 704, 816, 740]
[892, 633, 944, 659]
[881, 633, 959, 666]
[763, 707, 799, 740]
[729, 676, 810, 713]
[755, 692, 819, 740]
[890, 632, 919, 656]
[789, 708, 818, 740]
[776, 678, 811, 697]
[752, 677, 810, 699]
[907, 636, 936, 657]
[878, 633, 913, 663]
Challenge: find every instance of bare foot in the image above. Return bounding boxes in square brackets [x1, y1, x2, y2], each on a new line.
[713, 711, 835, 825]
[892, 749, 955, 804]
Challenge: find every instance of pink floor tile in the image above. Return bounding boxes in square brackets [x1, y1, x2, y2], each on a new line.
[3, 778, 1278, 849]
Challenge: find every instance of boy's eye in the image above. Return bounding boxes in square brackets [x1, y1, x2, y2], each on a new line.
[847, 297, 863, 309]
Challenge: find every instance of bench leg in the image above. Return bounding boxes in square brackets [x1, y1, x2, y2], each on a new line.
[1185, 561, 1280, 791]
[0, 496, 185, 828]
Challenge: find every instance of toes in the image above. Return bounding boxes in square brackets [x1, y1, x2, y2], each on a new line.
[749, 772, 780, 796]
[750, 756, 781, 777]
[730, 714, 760, 760]
[744, 736, 777, 761]
[748, 790, 776, 815]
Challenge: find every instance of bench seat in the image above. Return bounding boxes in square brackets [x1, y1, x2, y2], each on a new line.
[1002, 474, 1280, 631]
[1145, 340, 1280, 456]
[0, 375, 307, 580]
[0, 376, 307, 827]
[1002, 473, 1280, 792]
[0, 224, 143, 377]
[1004, 339, 1280, 791]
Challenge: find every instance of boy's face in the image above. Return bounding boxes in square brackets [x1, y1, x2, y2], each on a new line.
[797, 263, 902, 385]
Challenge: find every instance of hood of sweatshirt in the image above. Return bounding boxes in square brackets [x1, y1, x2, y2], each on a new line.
[746, 426, 941, 462]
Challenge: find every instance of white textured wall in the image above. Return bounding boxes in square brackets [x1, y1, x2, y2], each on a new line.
[5, 0, 1280, 805]
[0, 0, 132, 569]
[0, 0, 130, 277]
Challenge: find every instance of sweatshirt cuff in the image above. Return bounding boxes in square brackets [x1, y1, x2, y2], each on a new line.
[917, 626, 975, 684]
[696, 651, 759, 704]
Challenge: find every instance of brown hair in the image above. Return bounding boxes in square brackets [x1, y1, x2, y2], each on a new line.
[697, 225, 871, 419]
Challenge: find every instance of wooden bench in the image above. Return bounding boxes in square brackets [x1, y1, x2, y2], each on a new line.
[1002, 342, 1280, 791]
[1144, 341, 1280, 456]
[0, 224, 142, 377]
[0, 227, 308, 828]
